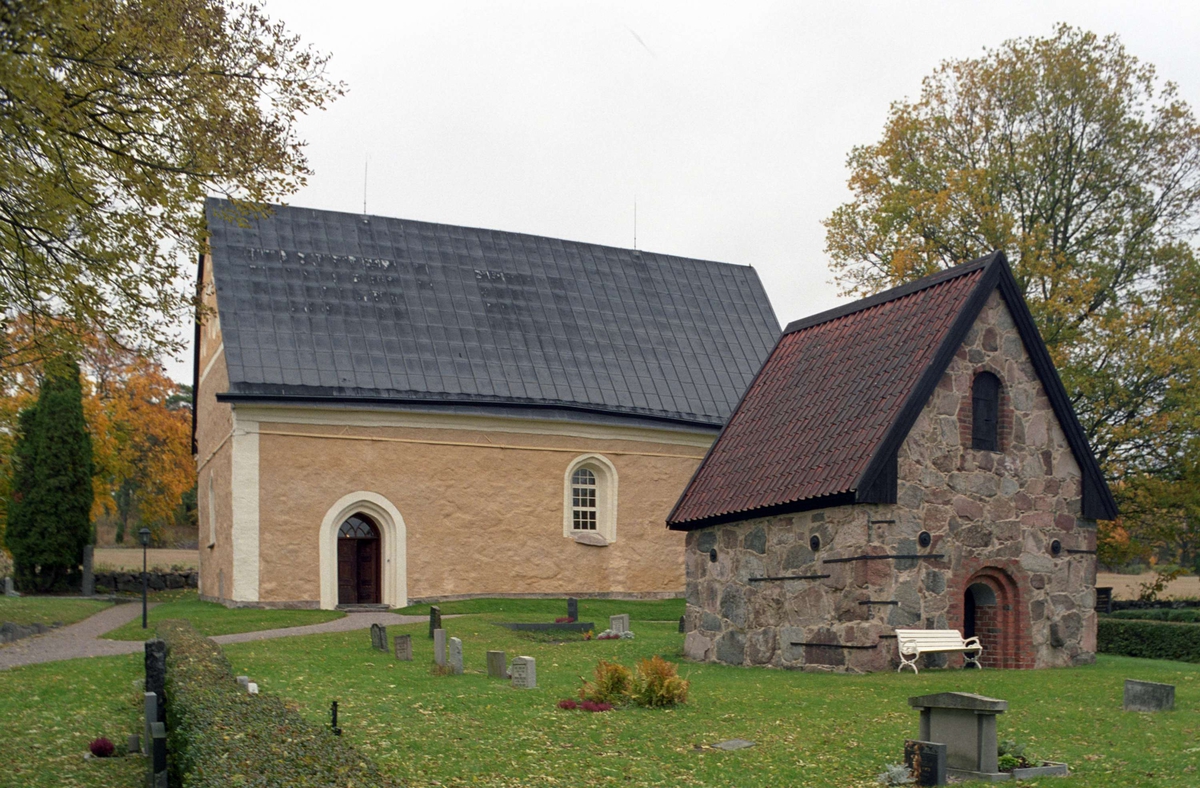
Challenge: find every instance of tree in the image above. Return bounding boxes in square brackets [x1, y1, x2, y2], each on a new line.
[4, 362, 94, 592]
[0, 0, 343, 362]
[823, 26, 1200, 513]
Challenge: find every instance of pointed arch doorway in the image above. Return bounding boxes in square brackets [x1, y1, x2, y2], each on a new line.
[337, 514, 381, 605]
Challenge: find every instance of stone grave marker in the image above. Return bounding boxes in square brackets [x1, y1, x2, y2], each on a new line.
[143, 692, 157, 756]
[3, 576, 14, 597]
[449, 637, 464, 675]
[429, 605, 442, 639]
[394, 634, 413, 661]
[375, 624, 389, 652]
[905, 740, 947, 786]
[247, 682, 259, 695]
[237, 675, 250, 690]
[1124, 679, 1175, 712]
[144, 639, 167, 726]
[149, 721, 167, 788]
[678, 615, 686, 633]
[712, 739, 755, 751]
[510, 656, 537, 689]
[127, 733, 140, 757]
[487, 650, 507, 679]
[434, 628, 448, 666]
[567, 597, 578, 621]
[82, 545, 95, 597]
[609, 614, 630, 634]
[908, 692, 1006, 779]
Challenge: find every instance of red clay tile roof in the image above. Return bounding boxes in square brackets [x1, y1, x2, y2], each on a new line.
[667, 252, 1119, 528]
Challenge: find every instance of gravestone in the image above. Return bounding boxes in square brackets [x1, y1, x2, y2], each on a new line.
[149, 721, 167, 788]
[371, 623, 388, 652]
[905, 740, 947, 786]
[908, 692, 1007, 779]
[394, 634, 413, 661]
[237, 675, 250, 690]
[433, 628, 447, 666]
[712, 739, 755, 751]
[510, 656, 537, 689]
[567, 597, 578, 621]
[679, 615, 686, 633]
[487, 650, 507, 679]
[81, 545, 95, 597]
[609, 614, 630, 634]
[247, 682, 259, 695]
[127, 733, 140, 757]
[1124, 679, 1175, 712]
[3, 576, 14, 597]
[449, 637, 464, 675]
[429, 605, 442, 639]
[143, 692, 157, 756]
[144, 639, 167, 727]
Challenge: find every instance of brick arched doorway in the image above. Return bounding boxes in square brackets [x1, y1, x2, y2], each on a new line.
[961, 567, 1023, 669]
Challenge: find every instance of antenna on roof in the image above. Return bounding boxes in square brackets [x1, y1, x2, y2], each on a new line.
[362, 155, 369, 214]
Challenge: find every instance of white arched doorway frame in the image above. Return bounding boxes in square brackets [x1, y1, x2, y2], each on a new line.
[319, 491, 407, 610]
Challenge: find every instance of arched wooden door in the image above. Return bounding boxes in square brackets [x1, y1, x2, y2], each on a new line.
[337, 514, 381, 605]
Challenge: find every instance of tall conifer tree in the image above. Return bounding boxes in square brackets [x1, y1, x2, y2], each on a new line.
[5, 363, 93, 591]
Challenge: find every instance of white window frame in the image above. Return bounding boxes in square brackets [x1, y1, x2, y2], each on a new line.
[562, 454, 617, 544]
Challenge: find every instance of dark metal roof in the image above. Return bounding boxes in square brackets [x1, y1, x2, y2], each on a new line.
[203, 199, 780, 427]
[667, 252, 1118, 528]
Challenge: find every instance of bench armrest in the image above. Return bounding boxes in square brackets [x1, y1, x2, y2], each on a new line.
[962, 636, 982, 650]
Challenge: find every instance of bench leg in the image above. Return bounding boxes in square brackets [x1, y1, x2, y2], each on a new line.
[964, 649, 983, 670]
[897, 652, 919, 674]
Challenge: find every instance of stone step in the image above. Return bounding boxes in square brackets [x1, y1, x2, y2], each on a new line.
[337, 604, 390, 613]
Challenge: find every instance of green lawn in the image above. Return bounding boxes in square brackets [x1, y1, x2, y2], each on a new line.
[0, 596, 112, 627]
[102, 591, 345, 641]
[217, 608, 1200, 788]
[0, 653, 142, 788]
[396, 596, 685, 622]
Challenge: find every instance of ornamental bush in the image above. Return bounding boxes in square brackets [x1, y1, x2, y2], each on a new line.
[578, 659, 632, 705]
[1109, 608, 1200, 623]
[630, 655, 689, 708]
[159, 620, 397, 787]
[1097, 618, 1200, 663]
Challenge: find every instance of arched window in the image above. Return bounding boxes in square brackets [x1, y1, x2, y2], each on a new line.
[571, 468, 597, 531]
[972, 372, 1001, 451]
[563, 455, 618, 543]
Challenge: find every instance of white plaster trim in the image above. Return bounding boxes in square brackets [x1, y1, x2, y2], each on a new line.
[234, 403, 715, 448]
[198, 341, 225, 387]
[318, 491, 407, 610]
[230, 413, 260, 602]
[563, 454, 618, 543]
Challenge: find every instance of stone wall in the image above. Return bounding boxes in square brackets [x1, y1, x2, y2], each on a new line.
[683, 291, 1098, 672]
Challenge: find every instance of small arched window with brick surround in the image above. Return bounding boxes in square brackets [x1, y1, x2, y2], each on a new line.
[972, 371, 1001, 451]
[563, 454, 618, 543]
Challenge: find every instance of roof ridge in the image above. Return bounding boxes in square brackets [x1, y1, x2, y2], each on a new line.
[205, 196, 757, 272]
[783, 252, 1000, 335]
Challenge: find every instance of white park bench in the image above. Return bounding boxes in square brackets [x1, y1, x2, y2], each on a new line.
[895, 629, 983, 674]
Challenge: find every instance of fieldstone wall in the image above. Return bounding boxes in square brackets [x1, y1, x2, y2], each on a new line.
[683, 291, 1098, 672]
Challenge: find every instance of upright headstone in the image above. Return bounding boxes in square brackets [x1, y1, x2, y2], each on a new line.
[144, 639, 167, 727]
[678, 615, 686, 633]
[237, 675, 250, 690]
[376, 624, 388, 652]
[609, 614, 630, 634]
[149, 721, 167, 788]
[394, 634, 413, 661]
[428, 605, 442, 639]
[3, 576, 14, 597]
[369, 623, 380, 650]
[486, 650, 507, 679]
[567, 597, 578, 621]
[510, 656, 537, 689]
[127, 733, 140, 757]
[449, 637, 464, 675]
[905, 740, 948, 786]
[1124, 679, 1175, 712]
[81, 544, 95, 597]
[433, 628, 447, 666]
[908, 692, 1007, 778]
[143, 692, 157, 756]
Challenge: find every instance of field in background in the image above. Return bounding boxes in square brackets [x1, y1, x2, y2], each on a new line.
[1098, 572, 1200, 600]
[93, 548, 199, 572]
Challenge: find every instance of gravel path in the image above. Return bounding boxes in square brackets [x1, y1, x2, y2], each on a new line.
[0, 605, 428, 670]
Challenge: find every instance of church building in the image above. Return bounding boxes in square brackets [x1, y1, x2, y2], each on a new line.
[194, 199, 779, 608]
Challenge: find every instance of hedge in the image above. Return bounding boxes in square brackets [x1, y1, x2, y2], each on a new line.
[1109, 608, 1200, 623]
[1097, 618, 1200, 663]
[159, 619, 397, 787]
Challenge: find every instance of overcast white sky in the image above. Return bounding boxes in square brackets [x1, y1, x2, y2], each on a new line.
[168, 0, 1200, 383]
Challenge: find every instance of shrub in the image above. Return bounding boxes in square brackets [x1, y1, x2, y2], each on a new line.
[557, 699, 578, 710]
[554, 616, 575, 623]
[580, 700, 613, 712]
[88, 737, 115, 758]
[1097, 618, 1200, 663]
[630, 655, 689, 708]
[997, 754, 1021, 772]
[1110, 608, 1200, 623]
[159, 619, 397, 787]
[579, 659, 633, 704]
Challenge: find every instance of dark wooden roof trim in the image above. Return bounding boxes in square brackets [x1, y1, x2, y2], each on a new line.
[666, 491, 857, 531]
